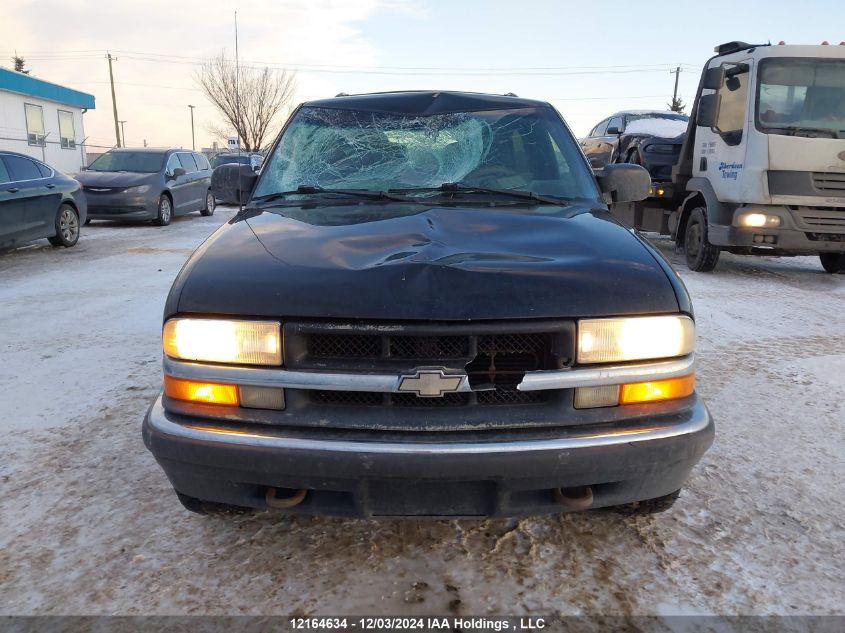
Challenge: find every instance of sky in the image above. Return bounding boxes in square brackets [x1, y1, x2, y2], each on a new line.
[2, 0, 844, 152]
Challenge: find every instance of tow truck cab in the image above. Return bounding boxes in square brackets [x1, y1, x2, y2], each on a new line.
[671, 41, 845, 272]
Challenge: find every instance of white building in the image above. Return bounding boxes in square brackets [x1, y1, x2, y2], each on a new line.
[0, 66, 96, 173]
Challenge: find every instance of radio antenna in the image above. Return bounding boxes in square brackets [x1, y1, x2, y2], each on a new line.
[235, 10, 243, 213]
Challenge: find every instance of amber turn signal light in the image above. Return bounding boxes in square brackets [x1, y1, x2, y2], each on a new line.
[619, 374, 695, 405]
[164, 375, 240, 406]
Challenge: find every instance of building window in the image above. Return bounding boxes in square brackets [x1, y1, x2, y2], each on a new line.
[58, 110, 76, 149]
[24, 103, 45, 146]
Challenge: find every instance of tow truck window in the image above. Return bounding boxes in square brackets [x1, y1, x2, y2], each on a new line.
[757, 58, 845, 138]
[715, 64, 749, 142]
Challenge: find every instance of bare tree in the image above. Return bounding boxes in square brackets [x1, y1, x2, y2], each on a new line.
[196, 52, 296, 152]
[204, 122, 235, 149]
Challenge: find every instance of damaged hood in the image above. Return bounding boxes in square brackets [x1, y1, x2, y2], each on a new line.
[171, 204, 681, 320]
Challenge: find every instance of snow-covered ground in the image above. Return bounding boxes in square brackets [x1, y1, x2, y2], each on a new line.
[0, 207, 843, 616]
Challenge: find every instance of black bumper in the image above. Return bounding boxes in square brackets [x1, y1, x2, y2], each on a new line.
[143, 394, 714, 518]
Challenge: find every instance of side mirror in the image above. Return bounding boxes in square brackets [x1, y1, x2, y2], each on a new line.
[703, 66, 725, 90]
[211, 163, 258, 205]
[168, 167, 186, 180]
[697, 93, 720, 128]
[606, 125, 622, 136]
[595, 163, 651, 203]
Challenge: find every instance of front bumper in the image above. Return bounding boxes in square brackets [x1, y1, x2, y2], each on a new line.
[84, 191, 158, 220]
[143, 393, 714, 518]
[710, 224, 845, 254]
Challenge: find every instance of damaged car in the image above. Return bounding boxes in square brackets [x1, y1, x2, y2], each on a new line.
[144, 91, 714, 519]
[581, 110, 689, 203]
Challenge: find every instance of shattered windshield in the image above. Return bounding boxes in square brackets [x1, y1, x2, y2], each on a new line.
[757, 58, 845, 137]
[254, 105, 598, 202]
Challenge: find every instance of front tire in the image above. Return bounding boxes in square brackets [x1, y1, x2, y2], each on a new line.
[200, 190, 215, 216]
[684, 207, 720, 272]
[153, 194, 172, 226]
[820, 253, 845, 273]
[47, 204, 80, 247]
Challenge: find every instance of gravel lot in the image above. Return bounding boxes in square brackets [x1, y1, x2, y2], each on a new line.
[0, 206, 843, 616]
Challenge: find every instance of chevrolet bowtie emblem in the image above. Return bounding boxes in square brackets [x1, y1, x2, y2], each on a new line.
[397, 369, 464, 397]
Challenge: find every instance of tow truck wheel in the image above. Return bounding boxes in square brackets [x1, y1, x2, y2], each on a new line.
[819, 253, 845, 273]
[684, 207, 720, 272]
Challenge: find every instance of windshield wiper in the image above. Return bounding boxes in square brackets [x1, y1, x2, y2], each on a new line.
[389, 182, 570, 206]
[251, 184, 413, 204]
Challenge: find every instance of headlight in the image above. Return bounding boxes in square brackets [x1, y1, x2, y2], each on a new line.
[738, 213, 781, 228]
[644, 144, 675, 154]
[163, 318, 282, 366]
[125, 184, 151, 194]
[577, 315, 694, 364]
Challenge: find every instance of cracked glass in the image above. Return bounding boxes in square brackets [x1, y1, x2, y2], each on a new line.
[255, 105, 598, 201]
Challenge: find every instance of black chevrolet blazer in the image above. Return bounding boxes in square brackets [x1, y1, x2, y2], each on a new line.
[143, 91, 714, 518]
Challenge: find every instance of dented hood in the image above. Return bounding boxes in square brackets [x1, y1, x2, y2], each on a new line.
[170, 204, 680, 320]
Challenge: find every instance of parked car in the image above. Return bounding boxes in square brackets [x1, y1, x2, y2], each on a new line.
[580, 110, 689, 195]
[210, 152, 263, 171]
[0, 151, 86, 249]
[144, 91, 713, 519]
[75, 148, 214, 226]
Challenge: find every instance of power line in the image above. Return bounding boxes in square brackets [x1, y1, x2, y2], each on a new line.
[4, 47, 702, 76]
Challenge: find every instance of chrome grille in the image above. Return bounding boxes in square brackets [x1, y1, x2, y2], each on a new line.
[286, 320, 574, 412]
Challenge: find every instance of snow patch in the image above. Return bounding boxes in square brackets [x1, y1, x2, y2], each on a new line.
[625, 118, 688, 138]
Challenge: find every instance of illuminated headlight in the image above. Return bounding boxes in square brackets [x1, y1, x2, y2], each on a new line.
[163, 318, 282, 366]
[577, 315, 694, 364]
[125, 184, 151, 194]
[739, 213, 781, 228]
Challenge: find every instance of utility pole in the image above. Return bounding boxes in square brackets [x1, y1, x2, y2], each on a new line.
[119, 120, 127, 147]
[669, 66, 684, 112]
[106, 52, 121, 147]
[188, 105, 196, 150]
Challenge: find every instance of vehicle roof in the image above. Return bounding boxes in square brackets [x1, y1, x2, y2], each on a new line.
[302, 90, 549, 114]
[711, 43, 845, 64]
[107, 147, 183, 153]
[610, 110, 688, 117]
[0, 150, 46, 158]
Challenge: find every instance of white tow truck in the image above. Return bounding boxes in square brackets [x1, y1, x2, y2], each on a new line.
[649, 41, 845, 272]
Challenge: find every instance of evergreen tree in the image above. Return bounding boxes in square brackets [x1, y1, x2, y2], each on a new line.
[13, 54, 30, 74]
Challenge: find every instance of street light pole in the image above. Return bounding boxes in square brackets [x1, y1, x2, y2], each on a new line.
[188, 105, 196, 151]
[118, 120, 127, 148]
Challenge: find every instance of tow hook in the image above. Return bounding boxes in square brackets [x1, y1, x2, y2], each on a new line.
[265, 487, 308, 509]
[553, 486, 594, 510]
